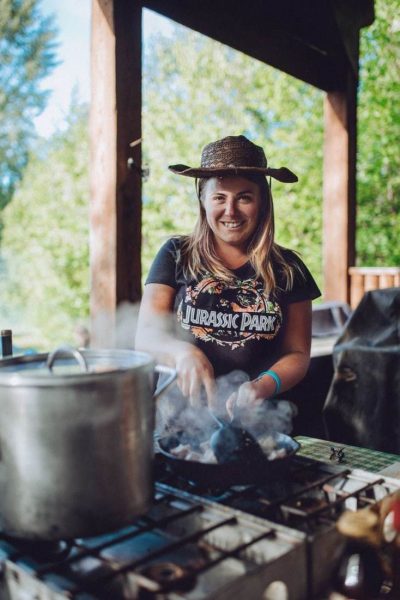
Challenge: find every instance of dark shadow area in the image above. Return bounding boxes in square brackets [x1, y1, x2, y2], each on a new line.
[323, 288, 400, 453]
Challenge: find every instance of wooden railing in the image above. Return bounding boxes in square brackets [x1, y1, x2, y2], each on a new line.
[349, 266, 400, 309]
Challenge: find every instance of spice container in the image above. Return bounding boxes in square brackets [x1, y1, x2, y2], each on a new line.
[1, 329, 12, 357]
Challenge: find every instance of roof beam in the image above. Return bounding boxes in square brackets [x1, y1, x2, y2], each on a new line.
[143, 0, 349, 90]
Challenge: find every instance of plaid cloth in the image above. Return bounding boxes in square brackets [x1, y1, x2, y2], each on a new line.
[296, 436, 400, 473]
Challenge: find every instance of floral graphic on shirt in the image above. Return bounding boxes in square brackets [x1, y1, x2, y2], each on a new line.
[177, 274, 282, 349]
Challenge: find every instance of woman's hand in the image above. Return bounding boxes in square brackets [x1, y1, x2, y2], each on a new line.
[226, 381, 263, 419]
[225, 300, 313, 419]
[136, 284, 216, 406]
[175, 344, 216, 408]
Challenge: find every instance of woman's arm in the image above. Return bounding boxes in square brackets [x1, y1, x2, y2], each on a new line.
[135, 283, 216, 405]
[227, 300, 312, 412]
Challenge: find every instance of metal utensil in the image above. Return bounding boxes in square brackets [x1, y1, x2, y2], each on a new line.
[208, 411, 266, 464]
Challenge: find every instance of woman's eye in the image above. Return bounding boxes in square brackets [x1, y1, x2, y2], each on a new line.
[213, 196, 225, 203]
[239, 195, 252, 202]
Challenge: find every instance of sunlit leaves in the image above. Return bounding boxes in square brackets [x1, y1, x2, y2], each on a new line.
[0, 0, 58, 209]
[0, 102, 89, 348]
[357, 0, 400, 265]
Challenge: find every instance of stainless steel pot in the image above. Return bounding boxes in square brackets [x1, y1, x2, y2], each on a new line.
[0, 347, 175, 540]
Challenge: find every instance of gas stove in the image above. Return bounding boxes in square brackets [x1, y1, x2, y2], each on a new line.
[0, 484, 307, 600]
[1, 455, 400, 600]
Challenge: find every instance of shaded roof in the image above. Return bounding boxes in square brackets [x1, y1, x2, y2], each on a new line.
[143, 0, 374, 90]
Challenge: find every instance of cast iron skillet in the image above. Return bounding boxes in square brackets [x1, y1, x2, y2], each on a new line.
[156, 431, 301, 488]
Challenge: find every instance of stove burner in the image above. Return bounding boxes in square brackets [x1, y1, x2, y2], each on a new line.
[292, 496, 328, 513]
[9, 538, 71, 563]
[139, 561, 197, 591]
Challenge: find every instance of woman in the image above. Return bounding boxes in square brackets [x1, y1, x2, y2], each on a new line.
[136, 135, 321, 417]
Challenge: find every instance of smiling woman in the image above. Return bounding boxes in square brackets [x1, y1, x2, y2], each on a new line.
[135, 135, 321, 423]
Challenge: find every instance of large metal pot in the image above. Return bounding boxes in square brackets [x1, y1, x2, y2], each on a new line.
[0, 347, 175, 540]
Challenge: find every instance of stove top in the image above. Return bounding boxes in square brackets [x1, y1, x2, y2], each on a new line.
[155, 454, 394, 532]
[1, 455, 400, 600]
[0, 484, 306, 600]
[155, 453, 400, 597]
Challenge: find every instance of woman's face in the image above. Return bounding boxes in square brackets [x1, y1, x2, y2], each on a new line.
[201, 177, 262, 250]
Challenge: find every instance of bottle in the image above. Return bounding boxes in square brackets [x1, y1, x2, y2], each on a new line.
[334, 508, 384, 599]
[381, 497, 400, 598]
[335, 541, 384, 599]
[1, 329, 12, 357]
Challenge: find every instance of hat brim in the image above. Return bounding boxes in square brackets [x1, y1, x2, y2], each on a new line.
[168, 164, 298, 183]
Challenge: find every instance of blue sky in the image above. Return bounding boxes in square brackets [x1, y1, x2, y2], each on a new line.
[35, 1, 174, 137]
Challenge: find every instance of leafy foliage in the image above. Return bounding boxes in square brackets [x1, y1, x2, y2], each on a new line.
[357, 1, 400, 265]
[0, 102, 90, 347]
[0, 0, 397, 348]
[0, 0, 58, 209]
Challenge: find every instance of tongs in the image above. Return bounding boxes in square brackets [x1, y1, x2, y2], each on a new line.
[208, 410, 266, 464]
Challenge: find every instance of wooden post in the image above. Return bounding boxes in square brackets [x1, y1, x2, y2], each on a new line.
[322, 71, 357, 304]
[349, 271, 364, 309]
[90, 0, 142, 347]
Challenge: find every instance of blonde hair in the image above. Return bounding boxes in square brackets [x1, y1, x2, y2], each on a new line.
[179, 175, 302, 296]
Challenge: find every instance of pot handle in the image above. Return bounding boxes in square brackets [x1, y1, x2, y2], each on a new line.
[153, 365, 177, 401]
[47, 346, 89, 373]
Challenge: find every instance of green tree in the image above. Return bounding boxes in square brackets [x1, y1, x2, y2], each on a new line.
[0, 0, 58, 209]
[357, 0, 400, 265]
[0, 101, 90, 348]
[1, 1, 397, 349]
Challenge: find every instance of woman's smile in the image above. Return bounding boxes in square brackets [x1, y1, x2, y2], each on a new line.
[221, 220, 244, 229]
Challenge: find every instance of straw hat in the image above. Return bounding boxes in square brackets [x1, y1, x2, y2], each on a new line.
[168, 135, 298, 183]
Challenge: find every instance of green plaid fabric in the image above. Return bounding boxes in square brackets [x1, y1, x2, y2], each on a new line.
[296, 436, 400, 473]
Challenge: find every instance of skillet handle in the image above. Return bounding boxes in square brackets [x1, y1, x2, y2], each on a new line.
[153, 365, 177, 401]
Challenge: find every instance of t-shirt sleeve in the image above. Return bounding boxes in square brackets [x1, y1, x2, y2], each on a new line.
[283, 251, 322, 303]
[145, 237, 180, 288]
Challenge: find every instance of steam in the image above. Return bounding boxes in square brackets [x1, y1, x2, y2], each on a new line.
[238, 398, 298, 438]
[88, 301, 141, 349]
[115, 302, 140, 349]
[89, 304, 297, 442]
[156, 368, 297, 442]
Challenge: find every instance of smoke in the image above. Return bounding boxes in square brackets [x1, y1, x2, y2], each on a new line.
[156, 367, 297, 443]
[89, 303, 297, 444]
[238, 398, 298, 438]
[87, 301, 141, 349]
[115, 302, 140, 349]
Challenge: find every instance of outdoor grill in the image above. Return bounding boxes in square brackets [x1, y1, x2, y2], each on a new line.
[1, 450, 400, 600]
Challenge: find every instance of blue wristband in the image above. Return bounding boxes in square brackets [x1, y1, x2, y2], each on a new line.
[258, 369, 281, 396]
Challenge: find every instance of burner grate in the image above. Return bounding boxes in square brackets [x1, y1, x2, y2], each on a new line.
[1, 484, 306, 600]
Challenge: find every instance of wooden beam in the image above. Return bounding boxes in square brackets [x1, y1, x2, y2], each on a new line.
[90, 0, 142, 347]
[143, 0, 348, 90]
[90, 0, 117, 347]
[331, 0, 374, 76]
[114, 1, 142, 305]
[322, 70, 357, 303]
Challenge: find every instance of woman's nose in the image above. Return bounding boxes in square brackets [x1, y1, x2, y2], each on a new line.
[224, 199, 236, 215]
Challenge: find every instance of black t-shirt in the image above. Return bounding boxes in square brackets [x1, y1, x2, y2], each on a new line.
[145, 237, 321, 379]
